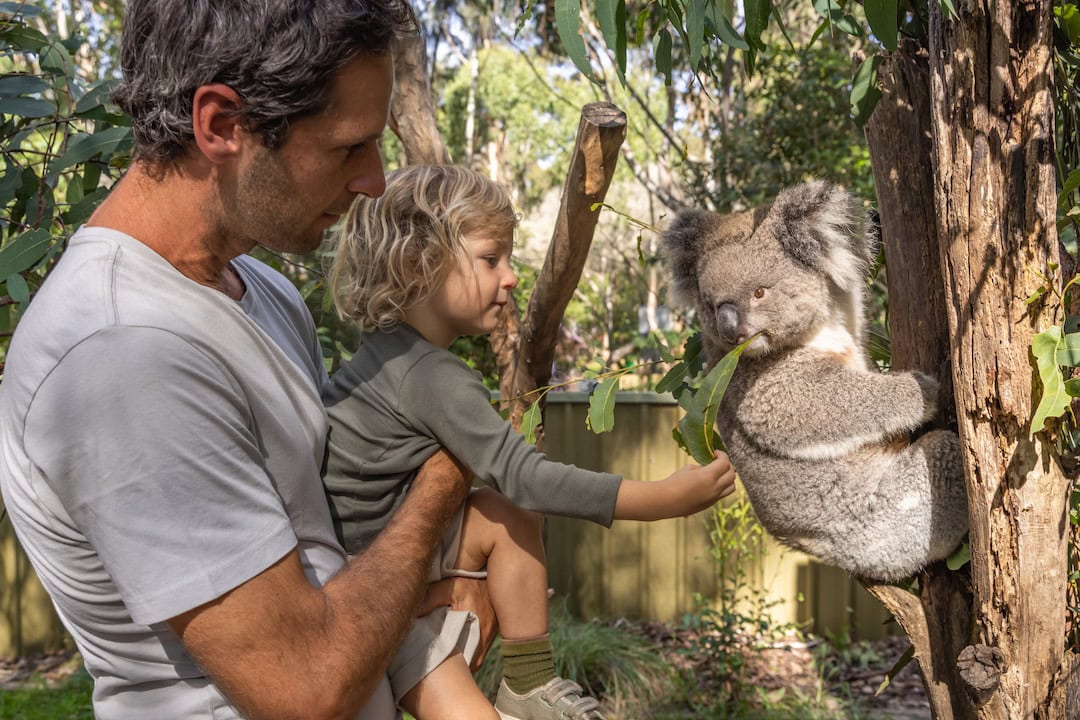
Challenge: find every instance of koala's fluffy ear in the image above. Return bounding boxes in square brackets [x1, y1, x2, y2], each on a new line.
[769, 180, 874, 290]
[661, 208, 717, 307]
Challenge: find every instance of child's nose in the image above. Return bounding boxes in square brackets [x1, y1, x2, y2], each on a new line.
[504, 270, 518, 289]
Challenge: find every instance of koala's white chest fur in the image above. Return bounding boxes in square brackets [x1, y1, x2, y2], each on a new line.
[805, 321, 865, 369]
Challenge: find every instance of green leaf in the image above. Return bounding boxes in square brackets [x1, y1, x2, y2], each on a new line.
[0, 1, 43, 16]
[945, 541, 970, 571]
[39, 41, 74, 77]
[652, 28, 673, 86]
[1056, 3, 1080, 46]
[1, 96, 54, 118]
[686, 0, 706, 70]
[46, 127, 132, 177]
[851, 54, 884, 127]
[0, 74, 50, 97]
[812, 0, 861, 35]
[1062, 332, 1080, 366]
[876, 645, 915, 696]
[1030, 326, 1073, 437]
[680, 335, 755, 464]
[0, 25, 47, 52]
[0, 163, 23, 206]
[0, 228, 52, 278]
[1065, 376, 1080, 396]
[60, 186, 108, 226]
[656, 361, 689, 394]
[74, 78, 119, 114]
[708, 6, 750, 51]
[938, 0, 957, 19]
[5, 271, 28, 310]
[744, 0, 771, 48]
[653, 334, 675, 362]
[520, 400, 543, 445]
[1060, 168, 1080, 208]
[587, 376, 619, 433]
[595, 0, 627, 80]
[555, 0, 593, 80]
[683, 332, 705, 379]
[864, 0, 899, 51]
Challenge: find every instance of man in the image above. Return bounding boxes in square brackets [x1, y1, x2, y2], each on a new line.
[0, 1, 488, 718]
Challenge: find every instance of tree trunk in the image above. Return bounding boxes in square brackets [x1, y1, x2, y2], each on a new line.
[389, 32, 451, 165]
[928, 2, 1069, 717]
[495, 102, 627, 441]
[863, 42, 976, 720]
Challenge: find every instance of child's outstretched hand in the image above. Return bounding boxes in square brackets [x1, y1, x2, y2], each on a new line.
[613, 452, 737, 521]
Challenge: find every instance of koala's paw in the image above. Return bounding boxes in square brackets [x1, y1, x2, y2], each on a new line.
[911, 371, 940, 422]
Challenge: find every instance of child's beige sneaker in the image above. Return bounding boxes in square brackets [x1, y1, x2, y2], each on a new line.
[494, 677, 604, 720]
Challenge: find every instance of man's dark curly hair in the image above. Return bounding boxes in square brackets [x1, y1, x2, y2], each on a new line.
[111, 0, 417, 164]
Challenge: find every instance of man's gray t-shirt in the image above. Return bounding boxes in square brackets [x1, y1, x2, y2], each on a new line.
[0, 227, 393, 718]
[323, 323, 622, 554]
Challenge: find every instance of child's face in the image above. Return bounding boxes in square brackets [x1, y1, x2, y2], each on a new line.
[427, 227, 518, 343]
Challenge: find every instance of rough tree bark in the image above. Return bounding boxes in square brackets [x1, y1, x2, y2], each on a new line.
[927, 2, 1069, 718]
[493, 103, 627, 444]
[390, 33, 451, 165]
[862, 44, 976, 720]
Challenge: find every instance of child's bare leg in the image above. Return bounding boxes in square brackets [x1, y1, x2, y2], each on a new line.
[454, 487, 548, 639]
[399, 652, 499, 720]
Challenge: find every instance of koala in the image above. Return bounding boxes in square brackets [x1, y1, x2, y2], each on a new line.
[661, 180, 967, 582]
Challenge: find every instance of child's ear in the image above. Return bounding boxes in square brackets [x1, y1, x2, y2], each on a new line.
[191, 84, 247, 163]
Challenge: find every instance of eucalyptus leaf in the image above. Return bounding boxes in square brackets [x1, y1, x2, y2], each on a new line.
[851, 54, 884, 127]
[0, 1, 44, 16]
[1030, 326, 1073, 437]
[686, 0, 706, 70]
[0, 25, 48, 52]
[74, 78, 119, 114]
[680, 335, 755, 464]
[595, 0, 626, 80]
[0, 163, 23, 206]
[586, 376, 619, 434]
[0, 228, 51, 278]
[39, 42, 75, 77]
[876, 645, 915, 696]
[656, 361, 688, 394]
[5, 271, 28, 310]
[1061, 332, 1080, 366]
[60, 186, 108, 226]
[744, 0, 771, 48]
[652, 28, 673, 86]
[945, 541, 970, 571]
[520, 400, 543, 445]
[1, 96, 54, 118]
[708, 7, 750, 51]
[0, 74, 50, 97]
[46, 127, 132, 177]
[1060, 168, 1080, 207]
[864, 0, 899, 52]
[555, 0, 593, 80]
[812, 0, 861, 35]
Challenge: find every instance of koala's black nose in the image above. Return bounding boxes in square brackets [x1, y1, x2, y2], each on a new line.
[714, 302, 741, 343]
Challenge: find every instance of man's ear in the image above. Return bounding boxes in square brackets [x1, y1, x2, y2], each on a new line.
[192, 84, 247, 163]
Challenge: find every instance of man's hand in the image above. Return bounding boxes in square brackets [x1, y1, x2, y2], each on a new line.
[418, 576, 497, 671]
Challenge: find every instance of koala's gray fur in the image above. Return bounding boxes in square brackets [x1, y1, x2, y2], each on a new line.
[662, 180, 967, 582]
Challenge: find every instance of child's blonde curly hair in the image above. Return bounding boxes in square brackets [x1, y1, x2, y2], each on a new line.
[330, 164, 518, 332]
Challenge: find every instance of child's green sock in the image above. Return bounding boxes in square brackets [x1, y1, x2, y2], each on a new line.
[501, 635, 556, 694]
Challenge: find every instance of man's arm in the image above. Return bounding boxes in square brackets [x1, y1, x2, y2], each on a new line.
[168, 450, 471, 720]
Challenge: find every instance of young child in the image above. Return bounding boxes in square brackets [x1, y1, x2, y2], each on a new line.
[323, 164, 736, 720]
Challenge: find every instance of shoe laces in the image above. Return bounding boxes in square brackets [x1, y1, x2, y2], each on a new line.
[540, 678, 604, 719]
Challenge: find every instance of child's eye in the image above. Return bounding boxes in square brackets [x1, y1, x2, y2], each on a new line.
[483, 256, 498, 268]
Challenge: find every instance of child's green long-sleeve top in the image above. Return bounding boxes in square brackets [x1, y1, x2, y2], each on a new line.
[322, 323, 623, 554]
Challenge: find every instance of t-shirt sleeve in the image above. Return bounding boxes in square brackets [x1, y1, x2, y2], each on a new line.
[398, 352, 622, 526]
[23, 326, 298, 625]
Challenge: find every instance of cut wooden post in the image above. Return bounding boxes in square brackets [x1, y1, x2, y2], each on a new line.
[495, 102, 628, 446]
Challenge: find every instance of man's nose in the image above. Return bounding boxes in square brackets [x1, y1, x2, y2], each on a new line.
[345, 151, 386, 198]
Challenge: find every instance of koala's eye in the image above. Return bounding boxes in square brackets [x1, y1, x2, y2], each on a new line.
[753, 287, 766, 299]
